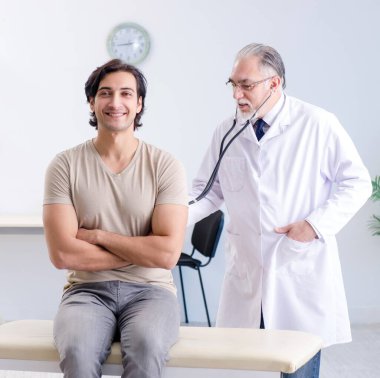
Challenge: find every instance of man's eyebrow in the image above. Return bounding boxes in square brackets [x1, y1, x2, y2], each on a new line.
[237, 78, 251, 84]
[227, 78, 250, 84]
[97, 86, 136, 92]
[121, 87, 136, 92]
[97, 86, 112, 91]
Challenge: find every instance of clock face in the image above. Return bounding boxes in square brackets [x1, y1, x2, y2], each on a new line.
[107, 23, 150, 65]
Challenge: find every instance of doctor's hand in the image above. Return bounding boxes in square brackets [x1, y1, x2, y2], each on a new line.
[274, 220, 317, 242]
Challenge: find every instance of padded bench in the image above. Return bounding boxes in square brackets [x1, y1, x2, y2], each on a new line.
[0, 320, 322, 377]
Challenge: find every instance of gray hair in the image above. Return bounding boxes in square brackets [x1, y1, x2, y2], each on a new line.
[236, 43, 286, 89]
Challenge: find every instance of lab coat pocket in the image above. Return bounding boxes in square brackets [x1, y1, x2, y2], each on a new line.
[276, 236, 319, 275]
[219, 157, 247, 192]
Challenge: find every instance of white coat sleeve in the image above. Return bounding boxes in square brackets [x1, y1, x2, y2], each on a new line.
[306, 115, 372, 238]
[188, 126, 226, 226]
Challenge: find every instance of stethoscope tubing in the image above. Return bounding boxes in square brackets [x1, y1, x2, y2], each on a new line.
[188, 91, 273, 205]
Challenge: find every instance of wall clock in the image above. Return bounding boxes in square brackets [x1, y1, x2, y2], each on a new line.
[107, 22, 150, 65]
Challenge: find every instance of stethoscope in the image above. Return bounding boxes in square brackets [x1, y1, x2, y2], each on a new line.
[188, 90, 273, 205]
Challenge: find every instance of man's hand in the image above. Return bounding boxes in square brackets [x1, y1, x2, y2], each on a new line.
[84, 204, 187, 270]
[274, 220, 317, 242]
[77, 228, 100, 245]
[43, 204, 129, 271]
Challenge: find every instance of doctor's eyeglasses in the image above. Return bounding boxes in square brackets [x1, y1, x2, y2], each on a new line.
[226, 76, 275, 92]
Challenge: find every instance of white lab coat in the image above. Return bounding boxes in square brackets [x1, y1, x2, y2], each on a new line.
[189, 95, 372, 347]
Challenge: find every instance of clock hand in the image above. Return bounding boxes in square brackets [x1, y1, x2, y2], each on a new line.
[117, 42, 136, 46]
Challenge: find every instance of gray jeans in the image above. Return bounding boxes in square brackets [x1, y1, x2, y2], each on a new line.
[54, 281, 180, 378]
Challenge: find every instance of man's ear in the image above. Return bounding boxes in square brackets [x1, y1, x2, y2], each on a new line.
[89, 98, 95, 111]
[270, 76, 282, 92]
[137, 96, 142, 114]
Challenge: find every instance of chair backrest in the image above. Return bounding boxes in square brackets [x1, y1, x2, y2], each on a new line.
[191, 210, 224, 259]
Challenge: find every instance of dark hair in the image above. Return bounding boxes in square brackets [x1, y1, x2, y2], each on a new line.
[85, 59, 147, 130]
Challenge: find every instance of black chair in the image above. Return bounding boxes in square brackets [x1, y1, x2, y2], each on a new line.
[177, 210, 224, 327]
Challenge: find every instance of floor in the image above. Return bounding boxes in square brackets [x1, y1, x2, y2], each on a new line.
[0, 324, 379, 377]
[320, 323, 380, 377]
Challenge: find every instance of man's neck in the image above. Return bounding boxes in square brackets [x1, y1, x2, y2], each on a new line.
[258, 89, 282, 119]
[93, 129, 139, 174]
[262, 91, 284, 125]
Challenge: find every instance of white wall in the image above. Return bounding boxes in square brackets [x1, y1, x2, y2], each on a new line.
[0, 0, 380, 324]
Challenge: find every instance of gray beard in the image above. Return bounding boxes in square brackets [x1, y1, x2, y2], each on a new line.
[237, 108, 256, 125]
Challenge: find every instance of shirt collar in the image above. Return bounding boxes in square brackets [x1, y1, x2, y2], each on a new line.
[262, 92, 285, 127]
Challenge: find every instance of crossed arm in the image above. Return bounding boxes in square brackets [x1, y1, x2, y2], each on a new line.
[43, 203, 188, 272]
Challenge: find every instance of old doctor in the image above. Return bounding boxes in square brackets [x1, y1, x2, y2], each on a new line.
[188, 43, 372, 378]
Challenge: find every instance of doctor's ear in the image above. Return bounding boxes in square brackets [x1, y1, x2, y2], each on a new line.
[270, 76, 282, 92]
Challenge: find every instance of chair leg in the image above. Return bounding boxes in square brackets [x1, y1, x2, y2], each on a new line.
[197, 268, 211, 327]
[178, 266, 189, 323]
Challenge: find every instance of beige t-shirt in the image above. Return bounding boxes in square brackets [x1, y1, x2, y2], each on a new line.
[44, 139, 188, 294]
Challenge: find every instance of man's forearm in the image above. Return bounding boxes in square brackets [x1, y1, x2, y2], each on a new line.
[76, 204, 187, 270]
[78, 229, 180, 270]
[47, 234, 129, 272]
[44, 204, 130, 272]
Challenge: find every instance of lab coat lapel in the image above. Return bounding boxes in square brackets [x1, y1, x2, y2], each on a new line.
[261, 95, 291, 143]
[239, 121, 257, 142]
[239, 94, 292, 143]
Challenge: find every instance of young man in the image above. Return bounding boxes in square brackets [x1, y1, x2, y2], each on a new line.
[188, 43, 372, 377]
[43, 59, 188, 378]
